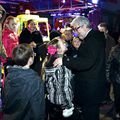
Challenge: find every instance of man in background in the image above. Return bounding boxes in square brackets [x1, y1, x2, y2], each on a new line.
[98, 22, 116, 105]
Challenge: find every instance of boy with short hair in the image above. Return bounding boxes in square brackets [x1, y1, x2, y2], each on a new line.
[2, 43, 45, 120]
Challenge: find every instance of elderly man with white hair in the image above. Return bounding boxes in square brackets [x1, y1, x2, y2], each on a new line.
[53, 16, 106, 120]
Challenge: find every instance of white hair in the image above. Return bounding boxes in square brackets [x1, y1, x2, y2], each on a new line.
[71, 16, 90, 28]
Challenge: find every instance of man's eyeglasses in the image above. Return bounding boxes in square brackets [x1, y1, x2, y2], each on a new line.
[73, 25, 83, 31]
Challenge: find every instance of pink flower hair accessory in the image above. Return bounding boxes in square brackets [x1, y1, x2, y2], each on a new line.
[47, 45, 57, 55]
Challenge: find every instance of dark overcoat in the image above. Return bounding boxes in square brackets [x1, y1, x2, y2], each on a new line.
[63, 30, 106, 105]
[19, 28, 43, 74]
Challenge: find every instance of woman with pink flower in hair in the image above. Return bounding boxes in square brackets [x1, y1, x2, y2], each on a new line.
[41, 37, 74, 120]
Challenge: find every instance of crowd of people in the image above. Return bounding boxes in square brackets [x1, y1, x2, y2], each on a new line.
[0, 4, 120, 120]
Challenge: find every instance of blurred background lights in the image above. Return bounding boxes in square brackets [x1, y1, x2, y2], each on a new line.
[62, 0, 66, 3]
[92, 0, 99, 4]
[25, 9, 30, 15]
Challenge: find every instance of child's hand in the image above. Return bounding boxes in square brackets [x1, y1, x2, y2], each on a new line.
[53, 57, 63, 67]
[9, 33, 15, 40]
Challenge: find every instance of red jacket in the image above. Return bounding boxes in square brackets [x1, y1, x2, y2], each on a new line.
[2, 29, 18, 58]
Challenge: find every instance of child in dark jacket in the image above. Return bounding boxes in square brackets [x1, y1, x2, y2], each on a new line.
[2, 43, 45, 120]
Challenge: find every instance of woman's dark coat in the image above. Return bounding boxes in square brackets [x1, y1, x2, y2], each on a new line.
[19, 28, 43, 74]
[19, 28, 43, 45]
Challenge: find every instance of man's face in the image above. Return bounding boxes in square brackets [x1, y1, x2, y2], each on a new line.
[98, 25, 105, 32]
[73, 25, 86, 40]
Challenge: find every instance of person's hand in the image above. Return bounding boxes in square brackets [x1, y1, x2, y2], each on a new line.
[30, 41, 36, 48]
[9, 33, 15, 40]
[53, 57, 63, 67]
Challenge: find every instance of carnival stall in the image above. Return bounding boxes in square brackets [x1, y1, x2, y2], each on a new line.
[17, 14, 50, 41]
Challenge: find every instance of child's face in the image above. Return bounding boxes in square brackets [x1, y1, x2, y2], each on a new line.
[72, 38, 81, 49]
[64, 30, 73, 41]
[9, 19, 17, 31]
[57, 40, 67, 54]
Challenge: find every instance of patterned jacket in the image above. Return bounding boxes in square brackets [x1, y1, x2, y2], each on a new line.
[45, 66, 73, 109]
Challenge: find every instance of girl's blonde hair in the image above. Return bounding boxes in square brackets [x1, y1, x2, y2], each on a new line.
[41, 37, 67, 81]
[41, 38, 59, 81]
[3, 16, 17, 31]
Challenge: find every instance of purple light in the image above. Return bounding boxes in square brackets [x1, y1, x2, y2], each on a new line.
[73, 32, 79, 37]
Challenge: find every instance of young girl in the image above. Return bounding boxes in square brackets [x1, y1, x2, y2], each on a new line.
[2, 16, 18, 58]
[41, 37, 74, 120]
[72, 37, 82, 50]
